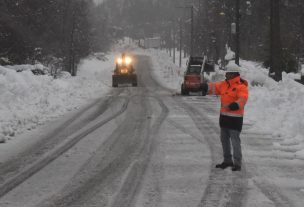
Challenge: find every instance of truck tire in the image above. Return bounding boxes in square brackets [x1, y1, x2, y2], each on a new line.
[112, 75, 118, 87]
[181, 84, 188, 95]
[112, 78, 118, 87]
[132, 75, 137, 87]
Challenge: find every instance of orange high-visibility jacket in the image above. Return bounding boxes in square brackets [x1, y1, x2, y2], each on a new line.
[208, 76, 248, 117]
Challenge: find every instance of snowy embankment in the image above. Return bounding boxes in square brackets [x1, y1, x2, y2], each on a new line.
[241, 61, 304, 159]
[141, 49, 186, 90]
[0, 54, 115, 143]
[138, 48, 304, 160]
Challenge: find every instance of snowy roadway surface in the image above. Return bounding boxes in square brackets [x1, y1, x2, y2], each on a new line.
[0, 55, 303, 207]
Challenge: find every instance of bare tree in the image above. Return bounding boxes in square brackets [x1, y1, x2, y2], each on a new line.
[270, 0, 283, 81]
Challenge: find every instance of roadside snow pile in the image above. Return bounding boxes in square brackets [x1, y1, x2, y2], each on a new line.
[143, 49, 185, 90]
[224, 46, 235, 61]
[0, 54, 114, 142]
[6, 64, 46, 73]
[112, 37, 140, 52]
[233, 61, 304, 160]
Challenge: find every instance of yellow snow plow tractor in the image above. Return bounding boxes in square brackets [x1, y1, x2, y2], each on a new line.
[112, 53, 138, 87]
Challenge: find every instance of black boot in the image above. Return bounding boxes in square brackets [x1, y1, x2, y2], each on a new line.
[215, 162, 234, 169]
[231, 165, 241, 171]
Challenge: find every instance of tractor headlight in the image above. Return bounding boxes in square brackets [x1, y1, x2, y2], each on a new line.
[117, 58, 123, 64]
[125, 57, 132, 65]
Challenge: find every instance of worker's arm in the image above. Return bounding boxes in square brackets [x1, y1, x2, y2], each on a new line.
[201, 81, 222, 96]
[202, 81, 223, 96]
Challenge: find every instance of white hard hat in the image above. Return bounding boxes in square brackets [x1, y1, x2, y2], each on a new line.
[225, 62, 241, 73]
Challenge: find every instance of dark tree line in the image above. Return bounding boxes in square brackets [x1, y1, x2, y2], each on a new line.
[2, 0, 303, 76]
[103, 0, 303, 75]
[0, 0, 113, 75]
[194, 0, 304, 74]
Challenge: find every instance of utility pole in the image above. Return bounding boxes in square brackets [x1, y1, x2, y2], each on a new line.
[270, 0, 283, 81]
[190, 5, 194, 56]
[235, 0, 240, 65]
[173, 27, 176, 63]
[169, 28, 172, 57]
[196, 0, 200, 55]
[176, 5, 194, 56]
[179, 18, 182, 67]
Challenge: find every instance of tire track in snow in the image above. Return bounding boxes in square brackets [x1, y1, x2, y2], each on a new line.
[109, 96, 169, 207]
[175, 96, 248, 207]
[36, 56, 169, 207]
[241, 130, 296, 207]
[187, 96, 295, 207]
[108, 55, 170, 207]
[34, 91, 146, 207]
[0, 89, 124, 182]
[254, 180, 295, 207]
[0, 94, 130, 199]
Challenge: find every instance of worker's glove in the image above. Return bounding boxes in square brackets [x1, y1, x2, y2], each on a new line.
[200, 83, 208, 96]
[228, 102, 239, 111]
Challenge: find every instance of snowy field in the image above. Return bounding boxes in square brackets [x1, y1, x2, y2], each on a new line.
[0, 41, 304, 162]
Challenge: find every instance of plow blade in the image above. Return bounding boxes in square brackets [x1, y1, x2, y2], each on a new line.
[112, 74, 137, 87]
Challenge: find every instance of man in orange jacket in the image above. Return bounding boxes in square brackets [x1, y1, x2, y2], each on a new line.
[201, 62, 248, 171]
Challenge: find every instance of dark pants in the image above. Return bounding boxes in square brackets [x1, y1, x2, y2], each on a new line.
[220, 128, 242, 166]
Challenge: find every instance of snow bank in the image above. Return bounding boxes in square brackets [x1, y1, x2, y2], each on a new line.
[142, 49, 185, 91]
[238, 61, 304, 159]
[5, 64, 46, 72]
[225, 45, 235, 61]
[0, 54, 115, 142]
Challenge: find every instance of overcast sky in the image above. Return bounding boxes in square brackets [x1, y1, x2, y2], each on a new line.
[93, 0, 104, 4]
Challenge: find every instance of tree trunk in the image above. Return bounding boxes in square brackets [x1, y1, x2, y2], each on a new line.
[270, 0, 283, 81]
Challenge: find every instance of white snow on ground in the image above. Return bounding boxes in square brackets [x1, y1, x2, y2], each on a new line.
[0, 53, 115, 143]
[240, 61, 304, 160]
[141, 48, 186, 90]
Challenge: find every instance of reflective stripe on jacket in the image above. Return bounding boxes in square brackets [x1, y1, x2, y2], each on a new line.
[208, 76, 248, 117]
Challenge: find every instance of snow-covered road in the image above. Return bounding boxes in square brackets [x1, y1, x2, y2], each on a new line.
[0, 55, 208, 207]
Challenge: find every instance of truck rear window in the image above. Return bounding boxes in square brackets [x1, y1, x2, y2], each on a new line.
[187, 65, 201, 74]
